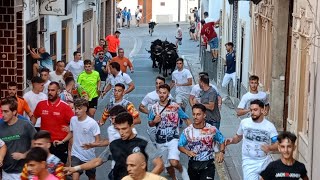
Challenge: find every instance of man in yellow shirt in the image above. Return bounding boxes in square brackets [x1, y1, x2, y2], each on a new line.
[77, 60, 101, 117]
[122, 153, 167, 180]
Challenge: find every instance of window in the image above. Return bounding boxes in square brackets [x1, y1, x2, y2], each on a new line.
[77, 24, 81, 53]
[160, 2, 165, 6]
[50, 33, 57, 56]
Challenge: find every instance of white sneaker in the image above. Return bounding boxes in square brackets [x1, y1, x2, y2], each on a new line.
[180, 166, 190, 180]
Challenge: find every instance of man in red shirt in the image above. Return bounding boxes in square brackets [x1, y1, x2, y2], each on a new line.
[92, 39, 106, 57]
[200, 19, 220, 62]
[33, 82, 74, 163]
[105, 31, 121, 57]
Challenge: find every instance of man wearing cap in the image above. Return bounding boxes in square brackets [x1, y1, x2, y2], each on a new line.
[23, 76, 47, 130]
[105, 31, 121, 57]
[92, 39, 106, 58]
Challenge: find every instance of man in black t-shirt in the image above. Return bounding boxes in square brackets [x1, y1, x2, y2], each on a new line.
[260, 131, 308, 180]
[64, 112, 164, 180]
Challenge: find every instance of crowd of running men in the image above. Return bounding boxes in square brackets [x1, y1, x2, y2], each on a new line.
[0, 19, 309, 180]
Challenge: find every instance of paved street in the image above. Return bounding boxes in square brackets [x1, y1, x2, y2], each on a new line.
[88, 23, 211, 180]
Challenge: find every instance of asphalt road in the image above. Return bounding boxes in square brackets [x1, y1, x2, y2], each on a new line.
[81, 23, 218, 180]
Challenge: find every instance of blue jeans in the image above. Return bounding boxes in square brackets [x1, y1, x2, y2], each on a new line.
[209, 37, 219, 50]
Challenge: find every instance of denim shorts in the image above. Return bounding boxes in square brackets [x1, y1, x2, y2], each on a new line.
[209, 37, 219, 50]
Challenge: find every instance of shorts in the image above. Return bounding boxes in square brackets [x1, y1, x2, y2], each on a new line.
[99, 81, 106, 92]
[89, 97, 98, 109]
[190, 29, 195, 33]
[50, 141, 69, 164]
[71, 156, 96, 178]
[156, 139, 180, 167]
[1, 171, 20, 180]
[188, 159, 215, 180]
[209, 37, 219, 50]
[175, 93, 189, 109]
[108, 51, 117, 57]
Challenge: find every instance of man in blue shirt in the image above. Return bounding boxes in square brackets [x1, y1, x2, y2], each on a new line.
[178, 104, 225, 179]
[94, 49, 112, 93]
[222, 42, 237, 89]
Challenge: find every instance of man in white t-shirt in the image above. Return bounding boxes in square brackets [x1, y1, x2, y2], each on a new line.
[102, 62, 135, 101]
[225, 99, 278, 180]
[170, 58, 193, 112]
[23, 76, 47, 129]
[54, 98, 101, 180]
[189, 71, 221, 107]
[40, 68, 51, 95]
[49, 61, 66, 86]
[139, 76, 173, 114]
[237, 75, 269, 117]
[65, 51, 84, 81]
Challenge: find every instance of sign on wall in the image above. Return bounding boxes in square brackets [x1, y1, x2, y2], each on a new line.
[39, 0, 66, 15]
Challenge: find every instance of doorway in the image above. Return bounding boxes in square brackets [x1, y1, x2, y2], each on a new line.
[26, 20, 38, 81]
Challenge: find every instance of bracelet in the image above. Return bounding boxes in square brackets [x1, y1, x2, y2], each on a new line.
[74, 165, 82, 171]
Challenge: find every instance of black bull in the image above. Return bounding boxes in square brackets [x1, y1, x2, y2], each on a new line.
[146, 39, 179, 77]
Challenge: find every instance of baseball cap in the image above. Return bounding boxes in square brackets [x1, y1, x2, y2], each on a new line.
[31, 76, 45, 84]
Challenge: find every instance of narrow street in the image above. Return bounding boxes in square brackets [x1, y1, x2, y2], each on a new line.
[90, 23, 220, 180]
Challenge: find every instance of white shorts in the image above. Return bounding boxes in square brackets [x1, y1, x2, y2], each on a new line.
[222, 72, 236, 87]
[175, 93, 189, 109]
[2, 170, 20, 180]
[99, 81, 106, 91]
[156, 139, 180, 167]
[242, 157, 271, 180]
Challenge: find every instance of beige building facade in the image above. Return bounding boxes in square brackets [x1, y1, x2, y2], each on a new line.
[251, 0, 320, 178]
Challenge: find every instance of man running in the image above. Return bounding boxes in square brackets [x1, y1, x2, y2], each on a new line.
[64, 112, 164, 180]
[99, 83, 141, 126]
[102, 62, 135, 100]
[179, 104, 225, 179]
[222, 42, 237, 98]
[148, 84, 190, 180]
[49, 61, 66, 86]
[170, 58, 193, 112]
[189, 72, 221, 107]
[197, 75, 221, 129]
[237, 75, 269, 117]
[33, 82, 74, 163]
[260, 131, 309, 180]
[105, 31, 121, 57]
[77, 60, 101, 117]
[0, 97, 36, 180]
[23, 76, 47, 130]
[65, 51, 84, 81]
[123, 153, 167, 180]
[92, 39, 106, 57]
[175, 24, 183, 47]
[7, 81, 34, 119]
[94, 49, 111, 94]
[110, 48, 134, 73]
[20, 130, 65, 180]
[225, 99, 278, 180]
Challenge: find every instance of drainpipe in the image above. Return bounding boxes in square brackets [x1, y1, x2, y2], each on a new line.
[178, 0, 181, 22]
[232, 0, 238, 51]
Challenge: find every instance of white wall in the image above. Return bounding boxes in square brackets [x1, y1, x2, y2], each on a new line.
[237, 1, 251, 88]
[117, 0, 138, 15]
[31, 1, 97, 62]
